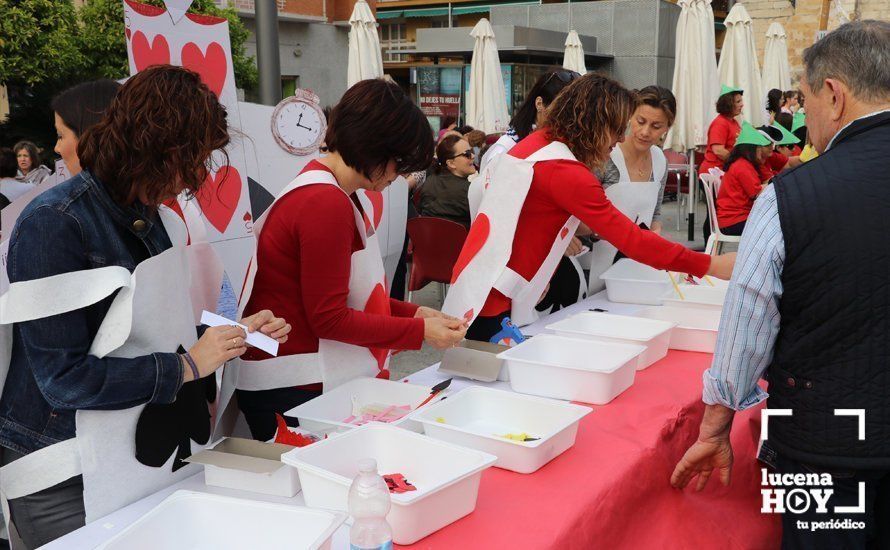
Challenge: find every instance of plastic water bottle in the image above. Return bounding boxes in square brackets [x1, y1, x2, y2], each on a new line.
[348, 458, 393, 550]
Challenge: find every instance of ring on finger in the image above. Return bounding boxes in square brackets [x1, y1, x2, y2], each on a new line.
[231, 338, 238, 349]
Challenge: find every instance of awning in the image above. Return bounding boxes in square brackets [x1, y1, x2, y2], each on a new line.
[452, 5, 491, 14]
[403, 7, 450, 17]
[377, 10, 403, 19]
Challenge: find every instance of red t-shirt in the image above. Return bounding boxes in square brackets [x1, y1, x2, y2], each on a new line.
[242, 161, 424, 365]
[763, 151, 789, 179]
[716, 158, 763, 228]
[790, 145, 802, 157]
[478, 131, 711, 317]
[699, 115, 741, 175]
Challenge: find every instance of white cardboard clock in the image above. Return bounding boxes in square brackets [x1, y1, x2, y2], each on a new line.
[271, 89, 327, 156]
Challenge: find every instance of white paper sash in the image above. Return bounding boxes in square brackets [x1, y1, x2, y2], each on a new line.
[442, 140, 580, 327]
[215, 167, 388, 439]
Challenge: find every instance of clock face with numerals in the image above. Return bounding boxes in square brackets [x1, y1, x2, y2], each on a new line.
[271, 93, 327, 156]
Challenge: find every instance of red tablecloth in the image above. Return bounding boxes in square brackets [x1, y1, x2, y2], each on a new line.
[401, 351, 781, 549]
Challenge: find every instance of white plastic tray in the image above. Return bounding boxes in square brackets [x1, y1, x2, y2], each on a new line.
[660, 285, 727, 310]
[97, 490, 346, 550]
[410, 387, 591, 473]
[281, 423, 496, 545]
[497, 334, 644, 404]
[285, 376, 442, 434]
[635, 306, 722, 353]
[546, 311, 675, 370]
[600, 259, 675, 305]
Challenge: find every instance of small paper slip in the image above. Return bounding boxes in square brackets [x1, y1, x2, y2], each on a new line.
[200, 310, 279, 356]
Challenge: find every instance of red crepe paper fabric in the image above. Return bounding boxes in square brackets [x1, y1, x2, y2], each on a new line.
[399, 351, 781, 549]
[273, 414, 316, 447]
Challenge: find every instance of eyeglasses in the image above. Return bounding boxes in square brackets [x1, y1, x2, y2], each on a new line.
[450, 149, 475, 160]
[544, 70, 582, 87]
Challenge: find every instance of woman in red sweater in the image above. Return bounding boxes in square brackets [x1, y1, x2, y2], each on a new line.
[446, 74, 735, 342]
[235, 79, 467, 441]
[715, 122, 775, 236]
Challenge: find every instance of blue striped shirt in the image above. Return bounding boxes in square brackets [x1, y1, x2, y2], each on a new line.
[702, 184, 784, 410]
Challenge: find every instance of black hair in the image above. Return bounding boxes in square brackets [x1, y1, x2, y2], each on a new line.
[455, 125, 474, 135]
[793, 126, 808, 144]
[510, 68, 579, 140]
[51, 79, 121, 137]
[325, 78, 434, 179]
[435, 134, 464, 174]
[775, 112, 793, 131]
[440, 115, 457, 130]
[716, 91, 742, 116]
[724, 143, 762, 171]
[0, 148, 17, 178]
[766, 88, 784, 115]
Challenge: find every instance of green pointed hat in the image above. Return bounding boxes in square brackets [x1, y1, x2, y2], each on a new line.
[791, 111, 806, 132]
[736, 121, 773, 147]
[720, 84, 744, 96]
[771, 122, 801, 146]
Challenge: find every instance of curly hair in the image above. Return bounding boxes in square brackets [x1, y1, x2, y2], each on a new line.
[325, 79, 434, 180]
[13, 141, 40, 170]
[77, 65, 229, 206]
[543, 73, 638, 170]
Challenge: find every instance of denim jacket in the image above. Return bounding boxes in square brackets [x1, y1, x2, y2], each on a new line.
[0, 171, 184, 455]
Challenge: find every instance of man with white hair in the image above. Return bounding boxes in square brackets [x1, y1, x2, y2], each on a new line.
[671, 20, 890, 548]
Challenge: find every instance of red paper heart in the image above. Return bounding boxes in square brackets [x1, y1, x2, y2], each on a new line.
[181, 42, 227, 98]
[463, 309, 475, 322]
[560, 226, 569, 239]
[366, 191, 384, 230]
[162, 198, 191, 245]
[451, 213, 490, 284]
[196, 166, 241, 233]
[126, 28, 132, 40]
[364, 283, 392, 371]
[131, 31, 170, 72]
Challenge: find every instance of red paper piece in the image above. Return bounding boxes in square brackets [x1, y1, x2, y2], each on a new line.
[181, 41, 228, 98]
[195, 166, 241, 233]
[383, 473, 416, 494]
[450, 213, 490, 283]
[273, 414, 315, 447]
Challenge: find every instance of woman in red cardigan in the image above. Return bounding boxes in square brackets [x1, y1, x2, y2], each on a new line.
[236, 79, 466, 440]
[445, 74, 736, 342]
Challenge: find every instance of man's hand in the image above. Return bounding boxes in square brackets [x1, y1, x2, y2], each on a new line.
[671, 437, 734, 491]
[671, 404, 736, 491]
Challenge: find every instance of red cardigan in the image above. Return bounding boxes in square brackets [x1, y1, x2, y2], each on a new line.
[478, 131, 711, 317]
[242, 161, 424, 364]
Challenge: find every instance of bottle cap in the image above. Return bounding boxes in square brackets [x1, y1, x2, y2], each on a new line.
[358, 458, 377, 473]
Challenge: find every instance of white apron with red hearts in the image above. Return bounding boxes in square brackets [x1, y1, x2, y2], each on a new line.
[443, 140, 580, 327]
[0, 197, 223, 526]
[225, 168, 390, 396]
[584, 146, 667, 294]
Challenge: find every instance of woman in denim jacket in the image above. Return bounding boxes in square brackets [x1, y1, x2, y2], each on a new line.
[0, 66, 290, 549]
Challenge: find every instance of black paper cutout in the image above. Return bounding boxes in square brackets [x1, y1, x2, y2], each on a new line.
[134, 346, 215, 471]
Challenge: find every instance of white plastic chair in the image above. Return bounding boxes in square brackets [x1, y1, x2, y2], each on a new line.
[700, 171, 741, 255]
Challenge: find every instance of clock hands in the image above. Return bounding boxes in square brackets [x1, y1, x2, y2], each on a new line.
[294, 112, 313, 132]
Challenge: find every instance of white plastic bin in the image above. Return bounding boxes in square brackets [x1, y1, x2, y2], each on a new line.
[281, 423, 496, 545]
[497, 334, 645, 404]
[411, 387, 591, 473]
[285, 376, 442, 434]
[635, 306, 721, 353]
[660, 285, 727, 310]
[546, 312, 675, 370]
[600, 259, 675, 305]
[97, 490, 346, 550]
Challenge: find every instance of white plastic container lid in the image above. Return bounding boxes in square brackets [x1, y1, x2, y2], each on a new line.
[497, 334, 646, 374]
[546, 311, 675, 342]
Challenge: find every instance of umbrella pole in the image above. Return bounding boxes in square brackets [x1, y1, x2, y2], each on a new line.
[687, 149, 696, 242]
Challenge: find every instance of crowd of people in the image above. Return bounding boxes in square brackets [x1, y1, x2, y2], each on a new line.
[0, 18, 887, 550]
